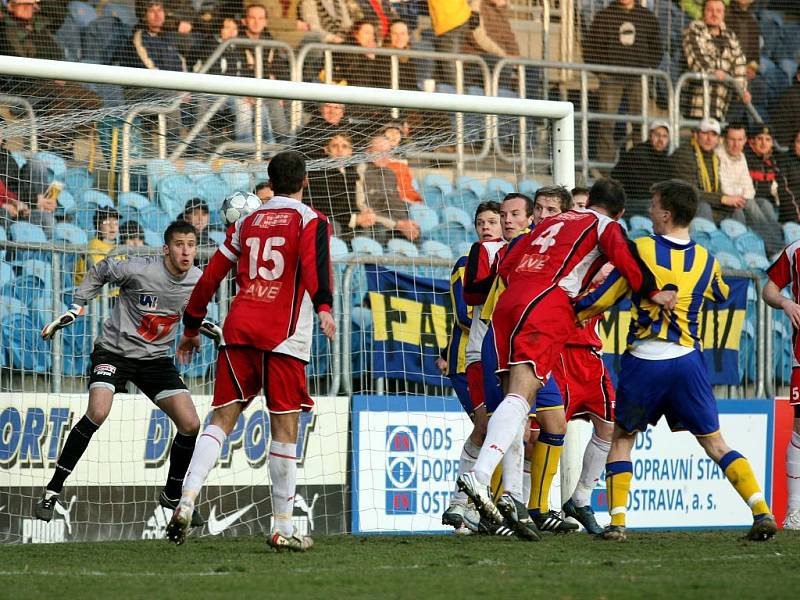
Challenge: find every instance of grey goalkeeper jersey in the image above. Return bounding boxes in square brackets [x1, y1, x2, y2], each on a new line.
[73, 256, 202, 360]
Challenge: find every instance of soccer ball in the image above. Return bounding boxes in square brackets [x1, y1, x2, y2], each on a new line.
[221, 192, 261, 225]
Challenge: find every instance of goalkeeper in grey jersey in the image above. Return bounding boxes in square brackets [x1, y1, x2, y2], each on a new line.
[34, 221, 214, 526]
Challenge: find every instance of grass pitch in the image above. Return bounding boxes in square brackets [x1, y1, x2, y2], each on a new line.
[3, 530, 798, 599]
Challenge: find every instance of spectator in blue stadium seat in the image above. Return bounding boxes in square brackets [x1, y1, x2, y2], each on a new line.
[362, 134, 420, 243]
[117, 1, 187, 72]
[744, 124, 796, 223]
[777, 130, 800, 223]
[772, 66, 800, 148]
[681, 0, 748, 120]
[75, 207, 120, 286]
[336, 20, 392, 89]
[583, 0, 663, 167]
[179, 198, 213, 248]
[610, 119, 674, 215]
[305, 132, 377, 239]
[353, 0, 397, 45]
[296, 102, 352, 159]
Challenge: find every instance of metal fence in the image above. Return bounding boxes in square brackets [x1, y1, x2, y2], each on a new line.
[0, 240, 781, 399]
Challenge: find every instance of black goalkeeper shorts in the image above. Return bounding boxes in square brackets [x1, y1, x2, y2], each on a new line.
[88, 346, 188, 403]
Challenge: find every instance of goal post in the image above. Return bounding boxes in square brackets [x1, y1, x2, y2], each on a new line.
[0, 55, 578, 542]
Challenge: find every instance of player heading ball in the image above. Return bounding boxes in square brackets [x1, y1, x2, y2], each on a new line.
[166, 150, 335, 552]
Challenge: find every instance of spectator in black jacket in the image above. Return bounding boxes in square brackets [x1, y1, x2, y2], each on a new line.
[725, 0, 759, 64]
[611, 119, 674, 215]
[745, 124, 795, 222]
[777, 130, 800, 223]
[583, 0, 663, 166]
[296, 102, 351, 159]
[772, 65, 800, 148]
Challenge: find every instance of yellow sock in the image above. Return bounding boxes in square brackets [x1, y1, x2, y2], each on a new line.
[606, 461, 632, 527]
[720, 451, 771, 517]
[528, 432, 564, 513]
[490, 464, 504, 503]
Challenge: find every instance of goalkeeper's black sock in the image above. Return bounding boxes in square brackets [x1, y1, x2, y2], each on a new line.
[46, 415, 100, 494]
[164, 432, 197, 499]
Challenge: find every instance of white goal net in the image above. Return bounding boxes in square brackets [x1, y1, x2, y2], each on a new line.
[0, 55, 573, 543]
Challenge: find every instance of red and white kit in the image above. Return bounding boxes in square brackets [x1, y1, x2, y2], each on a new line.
[492, 209, 657, 382]
[462, 237, 505, 411]
[767, 240, 800, 405]
[183, 195, 333, 412]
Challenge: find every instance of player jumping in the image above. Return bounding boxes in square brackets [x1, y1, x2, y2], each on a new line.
[35, 221, 206, 526]
[578, 179, 776, 542]
[457, 178, 676, 528]
[165, 151, 335, 552]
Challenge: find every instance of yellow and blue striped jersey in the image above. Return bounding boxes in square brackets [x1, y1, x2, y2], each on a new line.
[446, 254, 472, 375]
[575, 235, 729, 351]
[479, 227, 531, 321]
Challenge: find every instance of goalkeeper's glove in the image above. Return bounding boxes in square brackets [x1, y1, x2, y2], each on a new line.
[199, 319, 224, 346]
[42, 304, 84, 340]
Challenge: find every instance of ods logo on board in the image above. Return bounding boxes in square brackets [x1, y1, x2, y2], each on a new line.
[385, 426, 417, 515]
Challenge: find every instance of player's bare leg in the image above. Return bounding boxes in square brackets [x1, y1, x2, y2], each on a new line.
[167, 402, 243, 545]
[458, 364, 540, 525]
[157, 392, 202, 527]
[695, 432, 777, 541]
[266, 411, 313, 552]
[35, 387, 113, 521]
[601, 425, 637, 541]
[784, 414, 800, 530]
[528, 407, 577, 533]
[563, 415, 613, 535]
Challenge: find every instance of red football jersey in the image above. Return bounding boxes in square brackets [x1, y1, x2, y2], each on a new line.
[568, 314, 603, 349]
[183, 196, 333, 352]
[498, 209, 657, 300]
[767, 240, 800, 366]
[463, 237, 504, 306]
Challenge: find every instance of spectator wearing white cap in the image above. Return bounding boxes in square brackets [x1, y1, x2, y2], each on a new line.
[610, 118, 674, 215]
[671, 117, 745, 222]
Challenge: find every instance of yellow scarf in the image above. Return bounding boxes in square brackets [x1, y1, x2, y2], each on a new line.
[692, 137, 719, 193]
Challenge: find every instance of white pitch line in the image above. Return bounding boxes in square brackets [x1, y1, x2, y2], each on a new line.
[0, 570, 231, 578]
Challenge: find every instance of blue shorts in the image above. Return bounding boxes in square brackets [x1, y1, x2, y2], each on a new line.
[615, 351, 720, 437]
[449, 372, 472, 415]
[482, 324, 562, 416]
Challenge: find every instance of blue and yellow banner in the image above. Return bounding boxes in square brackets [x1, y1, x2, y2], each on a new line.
[366, 265, 451, 386]
[366, 267, 749, 387]
[599, 276, 749, 386]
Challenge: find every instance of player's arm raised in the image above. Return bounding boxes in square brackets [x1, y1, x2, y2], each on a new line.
[574, 267, 631, 321]
[299, 215, 336, 339]
[763, 250, 800, 328]
[42, 257, 132, 340]
[178, 249, 235, 363]
[597, 222, 677, 310]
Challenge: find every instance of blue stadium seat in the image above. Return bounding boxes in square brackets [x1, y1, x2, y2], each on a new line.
[56, 189, 76, 217]
[421, 174, 453, 208]
[784, 221, 800, 244]
[423, 173, 452, 192]
[64, 167, 94, 196]
[183, 160, 212, 181]
[351, 236, 384, 256]
[442, 206, 473, 230]
[34, 151, 67, 182]
[456, 176, 486, 199]
[308, 315, 330, 378]
[386, 238, 419, 257]
[455, 241, 473, 257]
[143, 229, 163, 247]
[54, 222, 89, 246]
[742, 252, 770, 271]
[720, 218, 748, 239]
[117, 205, 142, 226]
[61, 314, 91, 376]
[118, 191, 151, 211]
[79, 189, 114, 208]
[421, 240, 453, 259]
[484, 177, 515, 201]
[146, 159, 178, 191]
[734, 231, 767, 259]
[330, 236, 349, 259]
[409, 204, 440, 236]
[707, 229, 737, 256]
[715, 251, 743, 270]
[219, 162, 252, 194]
[0, 295, 27, 321]
[195, 174, 228, 212]
[157, 174, 198, 219]
[208, 230, 226, 246]
[138, 204, 171, 232]
[0, 226, 7, 262]
[249, 164, 269, 187]
[3, 312, 50, 372]
[519, 179, 541, 197]
[10, 222, 48, 263]
[628, 228, 651, 240]
[0, 263, 14, 289]
[442, 189, 482, 216]
[10, 150, 26, 168]
[689, 217, 717, 236]
[629, 215, 653, 234]
[429, 222, 473, 248]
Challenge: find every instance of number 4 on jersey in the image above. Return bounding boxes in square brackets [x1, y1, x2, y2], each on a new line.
[530, 222, 564, 253]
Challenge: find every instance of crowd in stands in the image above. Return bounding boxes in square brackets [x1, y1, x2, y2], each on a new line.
[1, 0, 800, 271]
